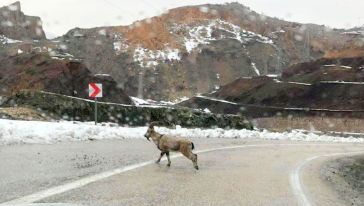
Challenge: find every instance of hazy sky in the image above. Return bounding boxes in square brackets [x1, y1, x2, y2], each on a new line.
[1, 0, 363, 38]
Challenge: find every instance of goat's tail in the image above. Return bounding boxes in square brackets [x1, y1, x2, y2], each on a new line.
[191, 142, 195, 150]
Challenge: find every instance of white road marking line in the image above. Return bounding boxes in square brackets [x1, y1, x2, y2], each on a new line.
[290, 151, 364, 206]
[1, 143, 363, 205]
[290, 156, 318, 206]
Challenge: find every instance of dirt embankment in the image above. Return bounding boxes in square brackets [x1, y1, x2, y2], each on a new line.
[321, 156, 364, 206]
[0, 107, 52, 121]
[254, 116, 364, 134]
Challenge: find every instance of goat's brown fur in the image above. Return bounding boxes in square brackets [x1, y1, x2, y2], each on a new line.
[144, 123, 199, 170]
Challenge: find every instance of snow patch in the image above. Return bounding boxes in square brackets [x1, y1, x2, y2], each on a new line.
[320, 81, 364, 85]
[0, 119, 363, 145]
[203, 108, 212, 113]
[113, 34, 129, 54]
[273, 79, 312, 86]
[131, 97, 150, 105]
[0, 35, 21, 44]
[173, 19, 274, 53]
[113, 41, 129, 54]
[173, 96, 190, 104]
[94, 74, 111, 77]
[196, 95, 239, 105]
[323, 65, 353, 69]
[272, 30, 286, 34]
[133, 47, 181, 68]
[266, 74, 279, 78]
[251, 62, 260, 75]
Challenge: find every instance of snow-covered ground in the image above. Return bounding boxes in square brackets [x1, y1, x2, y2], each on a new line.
[0, 119, 363, 145]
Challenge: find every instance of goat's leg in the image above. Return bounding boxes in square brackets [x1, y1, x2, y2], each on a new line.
[166, 152, 171, 167]
[156, 152, 165, 163]
[181, 149, 199, 170]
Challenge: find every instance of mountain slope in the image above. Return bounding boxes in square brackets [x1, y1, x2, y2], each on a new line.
[0, 2, 363, 101]
[53, 3, 363, 100]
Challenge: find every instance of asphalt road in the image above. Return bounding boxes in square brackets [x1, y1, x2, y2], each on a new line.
[1, 139, 364, 206]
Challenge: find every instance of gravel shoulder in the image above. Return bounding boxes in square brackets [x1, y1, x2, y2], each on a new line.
[321, 155, 364, 206]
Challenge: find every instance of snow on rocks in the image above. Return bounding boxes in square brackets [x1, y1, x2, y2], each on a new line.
[131, 96, 151, 105]
[251, 62, 260, 75]
[133, 46, 181, 68]
[320, 81, 364, 85]
[323, 65, 353, 69]
[112, 19, 274, 68]
[113, 34, 129, 54]
[203, 108, 212, 113]
[94, 74, 111, 77]
[271, 30, 286, 34]
[172, 19, 274, 53]
[0, 119, 363, 145]
[131, 96, 176, 106]
[49, 51, 80, 61]
[0, 35, 22, 44]
[196, 95, 239, 105]
[113, 41, 129, 54]
[273, 79, 312, 86]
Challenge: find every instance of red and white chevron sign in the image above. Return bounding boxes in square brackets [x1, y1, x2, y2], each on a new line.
[89, 83, 103, 98]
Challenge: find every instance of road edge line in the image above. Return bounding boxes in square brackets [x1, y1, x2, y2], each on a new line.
[290, 151, 364, 206]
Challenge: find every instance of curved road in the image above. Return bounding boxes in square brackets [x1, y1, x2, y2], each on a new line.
[1, 139, 363, 206]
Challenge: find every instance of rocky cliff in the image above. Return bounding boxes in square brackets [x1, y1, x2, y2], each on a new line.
[0, 1, 46, 40]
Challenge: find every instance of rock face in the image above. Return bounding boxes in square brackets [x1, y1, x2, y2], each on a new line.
[178, 57, 364, 115]
[0, 2, 46, 40]
[0, 2, 363, 101]
[50, 3, 364, 100]
[0, 53, 133, 104]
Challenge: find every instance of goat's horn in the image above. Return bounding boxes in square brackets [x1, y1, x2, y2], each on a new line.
[149, 122, 158, 128]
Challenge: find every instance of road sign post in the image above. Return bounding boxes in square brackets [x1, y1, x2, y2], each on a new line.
[89, 83, 103, 125]
[94, 97, 97, 125]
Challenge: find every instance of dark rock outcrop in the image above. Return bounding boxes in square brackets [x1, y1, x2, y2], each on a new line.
[178, 57, 364, 116]
[0, 2, 46, 40]
[0, 53, 133, 104]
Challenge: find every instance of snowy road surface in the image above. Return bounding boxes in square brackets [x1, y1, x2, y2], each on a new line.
[1, 138, 364, 206]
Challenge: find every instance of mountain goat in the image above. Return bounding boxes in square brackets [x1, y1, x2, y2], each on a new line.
[144, 122, 199, 170]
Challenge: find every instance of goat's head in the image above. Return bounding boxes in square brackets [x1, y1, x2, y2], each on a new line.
[144, 122, 157, 141]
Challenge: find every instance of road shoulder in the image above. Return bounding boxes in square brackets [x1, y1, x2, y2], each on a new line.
[320, 155, 364, 206]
